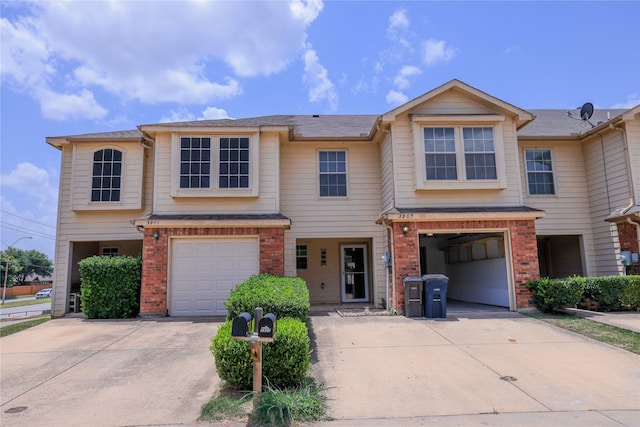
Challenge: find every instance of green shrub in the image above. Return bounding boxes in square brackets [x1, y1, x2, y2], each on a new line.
[79, 255, 141, 319]
[618, 276, 640, 310]
[527, 276, 585, 313]
[583, 276, 629, 311]
[225, 275, 310, 322]
[211, 318, 311, 390]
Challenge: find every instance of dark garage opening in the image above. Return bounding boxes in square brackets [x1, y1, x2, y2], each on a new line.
[537, 235, 584, 278]
[419, 232, 510, 308]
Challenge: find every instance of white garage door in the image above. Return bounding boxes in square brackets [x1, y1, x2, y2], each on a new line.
[170, 237, 259, 316]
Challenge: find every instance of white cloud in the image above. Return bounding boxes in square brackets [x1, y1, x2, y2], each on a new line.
[393, 65, 422, 90]
[2, 1, 322, 119]
[160, 106, 231, 123]
[388, 8, 410, 33]
[611, 93, 640, 109]
[36, 88, 108, 121]
[386, 90, 408, 106]
[422, 39, 458, 66]
[0, 162, 58, 214]
[303, 46, 338, 111]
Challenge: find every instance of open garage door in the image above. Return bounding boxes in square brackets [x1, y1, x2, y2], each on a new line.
[170, 237, 259, 316]
[420, 232, 511, 308]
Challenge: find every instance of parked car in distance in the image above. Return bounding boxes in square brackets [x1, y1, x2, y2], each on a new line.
[35, 288, 52, 299]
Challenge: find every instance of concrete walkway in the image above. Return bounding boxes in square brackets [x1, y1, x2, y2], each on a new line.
[0, 310, 638, 426]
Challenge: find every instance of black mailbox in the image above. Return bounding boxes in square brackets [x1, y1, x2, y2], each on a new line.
[232, 312, 252, 337]
[258, 313, 276, 338]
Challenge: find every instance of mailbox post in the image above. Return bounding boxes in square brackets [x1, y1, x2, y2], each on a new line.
[231, 307, 277, 406]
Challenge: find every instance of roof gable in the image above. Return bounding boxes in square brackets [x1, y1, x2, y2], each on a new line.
[381, 79, 534, 128]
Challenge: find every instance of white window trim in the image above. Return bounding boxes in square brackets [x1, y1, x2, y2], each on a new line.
[84, 145, 127, 208]
[411, 118, 507, 190]
[171, 132, 259, 197]
[524, 148, 557, 196]
[317, 149, 349, 199]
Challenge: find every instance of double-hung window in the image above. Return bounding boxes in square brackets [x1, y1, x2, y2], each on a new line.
[91, 148, 122, 202]
[180, 137, 211, 189]
[423, 126, 496, 181]
[319, 151, 347, 197]
[525, 149, 555, 195]
[414, 117, 506, 190]
[175, 135, 255, 196]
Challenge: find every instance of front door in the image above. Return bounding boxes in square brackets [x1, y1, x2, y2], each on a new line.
[341, 244, 369, 302]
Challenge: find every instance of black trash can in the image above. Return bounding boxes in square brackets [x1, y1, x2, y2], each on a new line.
[422, 274, 448, 318]
[403, 277, 424, 318]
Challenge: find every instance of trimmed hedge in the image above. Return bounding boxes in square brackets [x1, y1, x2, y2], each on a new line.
[211, 317, 311, 389]
[79, 255, 141, 318]
[619, 276, 640, 310]
[529, 275, 640, 312]
[224, 274, 310, 322]
[527, 276, 585, 313]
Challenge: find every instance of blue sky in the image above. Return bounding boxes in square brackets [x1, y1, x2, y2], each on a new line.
[1, 0, 639, 260]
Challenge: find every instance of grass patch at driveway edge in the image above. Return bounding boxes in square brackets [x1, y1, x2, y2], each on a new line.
[526, 311, 640, 355]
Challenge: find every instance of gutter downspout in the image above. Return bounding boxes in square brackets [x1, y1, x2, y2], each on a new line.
[381, 220, 396, 314]
[609, 123, 640, 269]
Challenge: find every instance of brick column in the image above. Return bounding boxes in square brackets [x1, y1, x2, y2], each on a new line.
[140, 228, 168, 316]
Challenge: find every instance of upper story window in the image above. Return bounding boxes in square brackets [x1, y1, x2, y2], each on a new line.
[91, 148, 122, 202]
[176, 136, 253, 194]
[219, 137, 250, 188]
[412, 116, 507, 191]
[525, 149, 555, 195]
[319, 150, 347, 197]
[180, 137, 211, 189]
[424, 127, 496, 181]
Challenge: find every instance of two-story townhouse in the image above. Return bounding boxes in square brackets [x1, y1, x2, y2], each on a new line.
[46, 79, 639, 318]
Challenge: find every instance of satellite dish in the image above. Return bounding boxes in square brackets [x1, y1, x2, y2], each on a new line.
[580, 102, 594, 120]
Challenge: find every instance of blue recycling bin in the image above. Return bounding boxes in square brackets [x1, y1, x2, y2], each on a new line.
[422, 274, 448, 318]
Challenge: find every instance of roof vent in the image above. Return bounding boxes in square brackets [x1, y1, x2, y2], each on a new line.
[312, 114, 320, 118]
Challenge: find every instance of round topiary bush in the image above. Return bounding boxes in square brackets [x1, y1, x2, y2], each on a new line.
[211, 317, 311, 389]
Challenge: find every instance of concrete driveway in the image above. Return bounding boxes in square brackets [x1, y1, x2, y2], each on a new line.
[1, 317, 222, 426]
[1, 311, 639, 426]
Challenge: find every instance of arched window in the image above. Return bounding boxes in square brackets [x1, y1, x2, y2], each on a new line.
[91, 149, 122, 202]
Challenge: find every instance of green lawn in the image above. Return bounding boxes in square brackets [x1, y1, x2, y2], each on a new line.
[527, 312, 640, 355]
[0, 317, 51, 337]
[1, 297, 50, 309]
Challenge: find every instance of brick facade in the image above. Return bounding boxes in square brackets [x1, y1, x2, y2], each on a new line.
[140, 226, 285, 316]
[390, 219, 539, 313]
[616, 222, 639, 254]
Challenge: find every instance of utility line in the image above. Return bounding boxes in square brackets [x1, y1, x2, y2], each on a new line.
[0, 211, 56, 229]
[0, 222, 56, 239]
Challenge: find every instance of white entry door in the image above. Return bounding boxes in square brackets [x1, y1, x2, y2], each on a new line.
[170, 237, 258, 316]
[341, 244, 369, 303]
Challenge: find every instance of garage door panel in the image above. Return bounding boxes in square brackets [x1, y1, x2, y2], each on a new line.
[170, 238, 259, 316]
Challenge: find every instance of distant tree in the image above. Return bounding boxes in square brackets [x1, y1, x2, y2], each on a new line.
[8, 249, 53, 286]
[1, 251, 21, 288]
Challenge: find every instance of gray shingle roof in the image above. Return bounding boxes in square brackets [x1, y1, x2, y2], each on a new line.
[518, 109, 626, 137]
[52, 107, 633, 141]
[142, 114, 379, 139]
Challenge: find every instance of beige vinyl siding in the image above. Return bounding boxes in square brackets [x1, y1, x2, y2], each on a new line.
[391, 106, 522, 207]
[520, 140, 595, 275]
[70, 142, 144, 210]
[280, 141, 386, 303]
[411, 90, 496, 115]
[51, 144, 150, 316]
[583, 129, 629, 275]
[624, 119, 640, 200]
[152, 132, 279, 214]
[379, 133, 394, 212]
